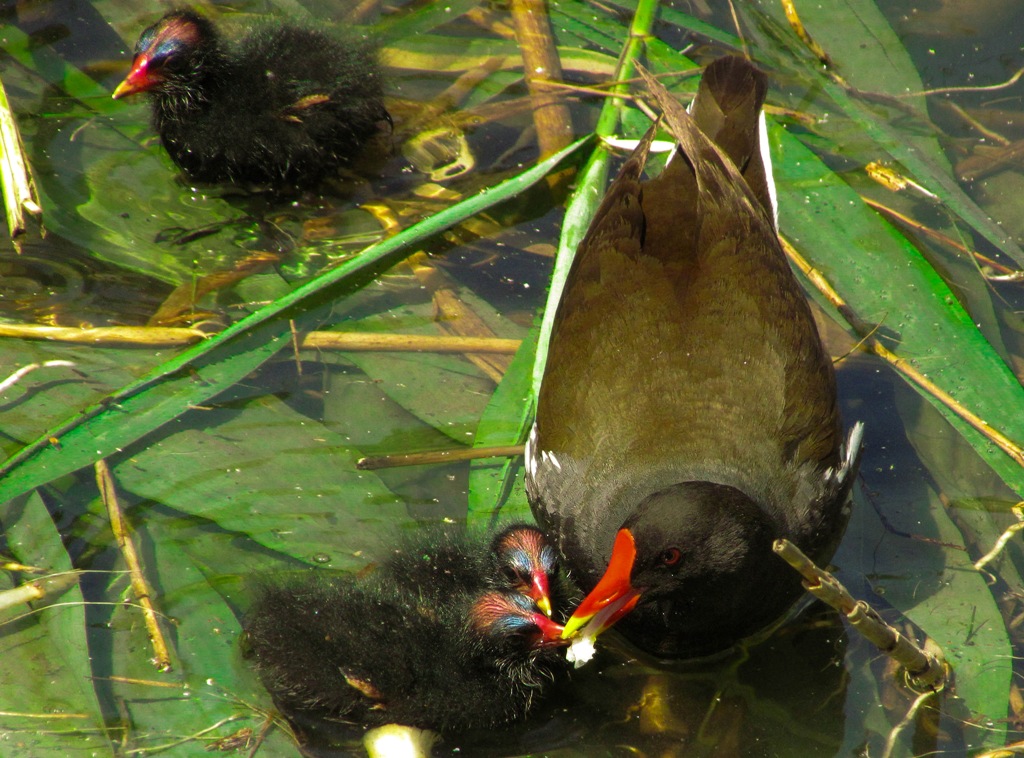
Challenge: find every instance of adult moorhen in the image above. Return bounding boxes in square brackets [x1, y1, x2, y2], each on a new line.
[243, 524, 568, 736]
[526, 57, 863, 660]
[112, 9, 391, 189]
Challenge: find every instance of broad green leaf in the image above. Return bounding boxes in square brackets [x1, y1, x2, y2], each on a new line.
[771, 124, 1015, 748]
[0, 492, 112, 756]
[772, 123, 1024, 499]
[0, 342, 143, 457]
[377, 0, 485, 43]
[319, 357, 474, 512]
[467, 330, 538, 527]
[652, 2, 742, 47]
[838, 414, 1011, 753]
[741, 0, 1024, 268]
[341, 287, 527, 445]
[0, 135, 592, 508]
[112, 390, 412, 566]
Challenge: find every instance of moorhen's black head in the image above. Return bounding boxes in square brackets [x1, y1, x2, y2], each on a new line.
[112, 11, 221, 104]
[559, 482, 798, 654]
[527, 57, 864, 660]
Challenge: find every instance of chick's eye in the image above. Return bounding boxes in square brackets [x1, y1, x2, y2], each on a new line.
[499, 565, 521, 584]
[660, 547, 681, 567]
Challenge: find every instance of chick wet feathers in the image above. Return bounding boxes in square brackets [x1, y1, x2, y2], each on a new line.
[243, 524, 568, 733]
[115, 9, 391, 188]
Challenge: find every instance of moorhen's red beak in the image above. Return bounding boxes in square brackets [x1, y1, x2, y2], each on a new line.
[561, 529, 641, 640]
[112, 55, 159, 99]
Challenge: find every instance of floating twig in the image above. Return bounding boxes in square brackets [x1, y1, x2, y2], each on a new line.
[0, 360, 76, 394]
[862, 198, 1017, 278]
[0, 324, 206, 347]
[881, 689, 938, 758]
[301, 331, 520, 355]
[509, 0, 573, 162]
[0, 72, 42, 248]
[973, 502, 1024, 573]
[780, 0, 836, 74]
[0, 322, 521, 354]
[0, 572, 80, 613]
[358, 444, 523, 470]
[407, 252, 514, 382]
[774, 539, 946, 690]
[95, 460, 172, 672]
[916, 66, 1024, 97]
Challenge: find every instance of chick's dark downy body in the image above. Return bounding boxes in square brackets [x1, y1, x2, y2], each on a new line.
[114, 10, 390, 187]
[243, 525, 567, 733]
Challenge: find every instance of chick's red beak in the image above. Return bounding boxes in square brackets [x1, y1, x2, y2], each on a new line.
[530, 572, 553, 618]
[561, 528, 641, 640]
[533, 613, 567, 646]
[112, 55, 159, 99]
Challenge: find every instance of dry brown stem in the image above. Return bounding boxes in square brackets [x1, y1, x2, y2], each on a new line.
[95, 460, 172, 672]
[357, 444, 523, 470]
[774, 539, 946, 691]
[509, 0, 573, 162]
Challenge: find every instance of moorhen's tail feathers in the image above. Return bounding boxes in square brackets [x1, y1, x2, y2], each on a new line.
[688, 57, 776, 222]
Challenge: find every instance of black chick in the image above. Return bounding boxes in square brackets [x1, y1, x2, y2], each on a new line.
[243, 525, 568, 735]
[112, 9, 391, 188]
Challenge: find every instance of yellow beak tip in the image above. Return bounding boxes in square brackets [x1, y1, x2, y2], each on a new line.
[560, 615, 589, 640]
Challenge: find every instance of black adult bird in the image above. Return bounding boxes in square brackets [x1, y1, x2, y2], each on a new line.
[243, 525, 568, 735]
[112, 9, 391, 188]
[526, 58, 863, 660]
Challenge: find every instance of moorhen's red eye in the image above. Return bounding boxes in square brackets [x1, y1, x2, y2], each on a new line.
[660, 547, 681, 567]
